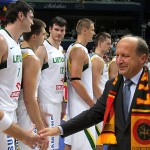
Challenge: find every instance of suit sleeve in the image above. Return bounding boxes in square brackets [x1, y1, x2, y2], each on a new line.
[61, 79, 113, 138]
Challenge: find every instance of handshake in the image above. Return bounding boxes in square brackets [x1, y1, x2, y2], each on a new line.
[24, 126, 60, 150]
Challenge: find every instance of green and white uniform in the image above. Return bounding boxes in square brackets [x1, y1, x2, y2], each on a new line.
[38, 40, 65, 150]
[65, 43, 96, 150]
[17, 48, 38, 150]
[0, 29, 22, 150]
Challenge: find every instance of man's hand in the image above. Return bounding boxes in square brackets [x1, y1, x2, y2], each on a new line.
[38, 127, 61, 138]
[21, 125, 49, 149]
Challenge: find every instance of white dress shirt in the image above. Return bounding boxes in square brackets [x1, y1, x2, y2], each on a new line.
[123, 68, 143, 112]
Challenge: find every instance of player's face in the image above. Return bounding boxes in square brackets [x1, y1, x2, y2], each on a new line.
[49, 24, 66, 42]
[100, 38, 111, 54]
[86, 23, 95, 42]
[35, 27, 46, 46]
[21, 10, 34, 33]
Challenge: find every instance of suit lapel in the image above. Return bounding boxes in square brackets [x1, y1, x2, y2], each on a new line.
[115, 82, 126, 130]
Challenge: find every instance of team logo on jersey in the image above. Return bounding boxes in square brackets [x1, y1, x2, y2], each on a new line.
[53, 57, 64, 63]
[13, 55, 22, 63]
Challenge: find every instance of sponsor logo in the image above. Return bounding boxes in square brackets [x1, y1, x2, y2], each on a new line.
[44, 3, 66, 9]
[7, 135, 15, 150]
[10, 91, 20, 98]
[50, 116, 55, 149]
[56, 85, 63, 91]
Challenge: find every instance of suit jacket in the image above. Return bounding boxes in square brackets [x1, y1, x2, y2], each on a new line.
[61, 78, 136, 150]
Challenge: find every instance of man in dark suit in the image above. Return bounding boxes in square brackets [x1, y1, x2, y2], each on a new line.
[39, 35, 150, 150]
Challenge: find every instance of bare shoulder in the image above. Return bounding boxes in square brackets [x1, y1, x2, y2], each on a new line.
[36, 45, 46, 56]
[69, 46, 87, 61]
[23, 55, 40, 69]
[92, 56, 104, 67]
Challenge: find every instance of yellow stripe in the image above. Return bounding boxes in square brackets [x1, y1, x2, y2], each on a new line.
[84, 128, 96, 149]
[22, 52, 28, 59]
[67, 45, 77, 71]
[132, 109, 150, 113]
[91, 55, 98, 62]
[86, 128, 96, 144]
[108, 94, 115, 99]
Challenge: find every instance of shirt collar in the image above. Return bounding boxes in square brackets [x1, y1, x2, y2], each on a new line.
[123, 68, 143, 85]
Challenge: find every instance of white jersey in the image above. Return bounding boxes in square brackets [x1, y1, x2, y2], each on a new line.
[66, 43, 93, 118]
[90, 53, 108, 92]
[65, 43, 96, 150]
[17, 48, 40, 150]
[99, 63, 109, 91]
[0, 29, 22, 112]
[38, 40, 65, 104]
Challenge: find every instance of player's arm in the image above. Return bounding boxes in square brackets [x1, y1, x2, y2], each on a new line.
[23, 56, 49, 149]
[23, 55, 45, 131]
[108, 60, 118, 79]
[0, 35, 8, 64]
[35, 45, 47, 68]
[69, 47, 94, 107]
[92, 57, 104, 99]
[0, 111, 40, 149]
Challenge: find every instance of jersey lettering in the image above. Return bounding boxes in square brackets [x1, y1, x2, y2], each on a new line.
[53, 57, 64, 63]
[60, 66, 64, 74]
[13, 55, 22, 63]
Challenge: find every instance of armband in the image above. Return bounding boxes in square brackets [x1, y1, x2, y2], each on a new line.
[0, 113, 12, 132]
[70, 77, 81, 81]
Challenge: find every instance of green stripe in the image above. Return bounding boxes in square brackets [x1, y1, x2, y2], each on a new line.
[95, 124, 101, 136]
[84, 128, 96, 150]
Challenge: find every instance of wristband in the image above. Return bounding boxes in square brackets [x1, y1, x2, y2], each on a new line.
[0, 113, 12, 132]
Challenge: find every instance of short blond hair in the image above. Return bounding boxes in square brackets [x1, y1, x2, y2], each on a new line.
[76, 18, 94, 35]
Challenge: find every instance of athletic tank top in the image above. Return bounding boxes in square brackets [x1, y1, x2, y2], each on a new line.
[0, 29, 22, 111]
[66, 43, 93, 117]
[90, 53, 109, 92]
[18, 48, 39, 107]
[38, 40, 65, 104]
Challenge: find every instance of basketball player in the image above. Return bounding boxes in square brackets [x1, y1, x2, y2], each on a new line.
[64, 18, 96, 150]
[35, 16, 67, 150]
[17, 18, 49, 150]
[0, 1, 34, 149]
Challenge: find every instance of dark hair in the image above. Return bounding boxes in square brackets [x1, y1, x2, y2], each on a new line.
[23, 18, 46, 41]
[76, 18, 94, 35]
[6, 0, 34, 24]
[94, 32, 111, 47]
[49, 16, 67, 28]
[120, 35, 149, 56]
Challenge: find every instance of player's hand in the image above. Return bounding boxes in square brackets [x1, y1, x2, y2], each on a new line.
[36, 133, 49, 150]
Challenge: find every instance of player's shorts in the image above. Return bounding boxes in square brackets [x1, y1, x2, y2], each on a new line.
[39, 102, 62, 150]
[65, 125, 96, 150]
[16, 100, 38, 150]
